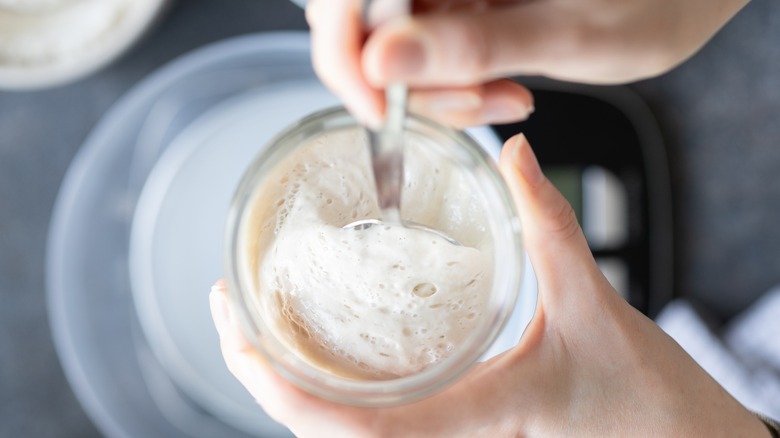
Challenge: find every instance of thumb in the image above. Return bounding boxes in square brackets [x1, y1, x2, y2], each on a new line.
[498, 134, 607, 310]
[362, 5, 555, 87]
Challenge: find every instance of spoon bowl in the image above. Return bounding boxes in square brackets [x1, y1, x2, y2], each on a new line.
[343, 218, 462, 246]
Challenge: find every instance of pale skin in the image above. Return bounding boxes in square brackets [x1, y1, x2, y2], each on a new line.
[211, 135, 769, 437]
[307, 0, 750, 128]
[210, 1, 768, 435]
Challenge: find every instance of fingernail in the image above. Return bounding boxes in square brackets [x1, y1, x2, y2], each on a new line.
[480, 100, 533, 124]
[385, 36, 426, 80]
[211, 279, 227, 293]
[512, 134, 544, 186]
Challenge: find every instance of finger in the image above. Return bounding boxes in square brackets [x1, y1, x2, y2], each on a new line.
[209, 280, 371, 432]
[208, 281, 254, 370]
[308, 0, 384, 128]
[362, 3, 564, 87]
[209, 280, 239, 348]
[208, 282, 275, 400]
[498, 135, 609, 310]
[408, 79, 534, 128]
[209, 280, 308, 424]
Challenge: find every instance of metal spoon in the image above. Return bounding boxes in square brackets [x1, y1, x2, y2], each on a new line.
[341, 0, 460, 245]
[342, 84, 460, 246]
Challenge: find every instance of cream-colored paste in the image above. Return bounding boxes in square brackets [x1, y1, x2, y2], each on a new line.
[242, 129, 493, 379]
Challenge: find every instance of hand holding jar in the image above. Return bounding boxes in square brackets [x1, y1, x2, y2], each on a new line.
[210, 134, 771, 437]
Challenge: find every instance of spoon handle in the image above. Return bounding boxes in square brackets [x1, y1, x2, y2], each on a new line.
[363, 0, 410, 215]
[370, 83, 407, 214]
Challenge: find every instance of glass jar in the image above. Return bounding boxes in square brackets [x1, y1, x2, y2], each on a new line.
[225, 106, 523, 406]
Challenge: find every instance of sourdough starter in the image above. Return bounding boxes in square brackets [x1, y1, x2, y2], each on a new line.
[241, 130, 494, 379]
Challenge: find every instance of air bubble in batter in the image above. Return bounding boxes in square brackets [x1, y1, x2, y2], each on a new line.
[412, 282, 438, 298]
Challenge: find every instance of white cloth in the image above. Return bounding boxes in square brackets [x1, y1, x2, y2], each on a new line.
[656, 286, 780, 418]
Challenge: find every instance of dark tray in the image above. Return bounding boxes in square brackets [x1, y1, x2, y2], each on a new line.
[493, 81, 673, 317]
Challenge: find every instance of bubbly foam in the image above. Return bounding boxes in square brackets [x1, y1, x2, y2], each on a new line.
[242, 129, 493, 379]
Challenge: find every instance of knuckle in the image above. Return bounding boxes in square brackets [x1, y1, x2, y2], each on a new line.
[547, 197, 581, 241]
[422, 15, 494, 83]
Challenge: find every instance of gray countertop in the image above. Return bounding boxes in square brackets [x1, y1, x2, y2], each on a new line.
[1, 0, 779, 436]
[0, 1, 307, 436]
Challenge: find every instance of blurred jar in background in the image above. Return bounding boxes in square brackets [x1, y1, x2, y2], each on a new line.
[0, 0, 168, 90]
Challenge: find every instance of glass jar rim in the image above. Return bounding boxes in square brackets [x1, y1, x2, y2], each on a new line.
[225, 106, 524, 406]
